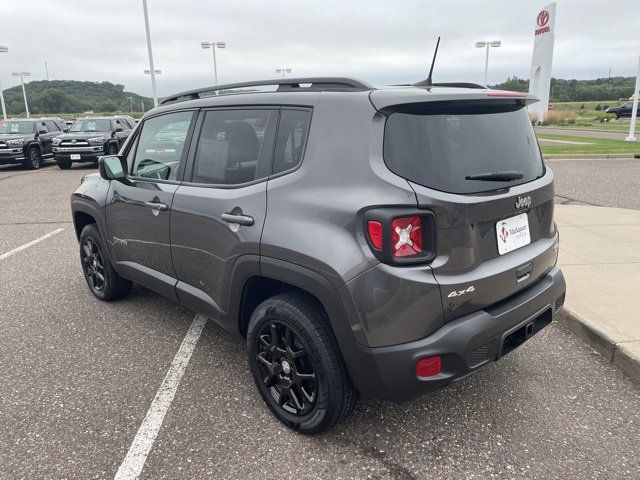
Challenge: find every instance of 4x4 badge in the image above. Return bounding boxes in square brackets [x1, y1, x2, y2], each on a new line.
[515, 195, 531, 209]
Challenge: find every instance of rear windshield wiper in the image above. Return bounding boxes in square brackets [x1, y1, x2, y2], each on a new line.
[465, 171, 524, 182]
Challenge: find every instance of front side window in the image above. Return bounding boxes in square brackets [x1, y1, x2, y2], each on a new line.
[272, 109, 311, 175]
[191, 109, 277, 185]
[131, 111, 194, 181]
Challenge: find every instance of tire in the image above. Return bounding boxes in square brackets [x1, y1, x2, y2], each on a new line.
[247, 293, 357, 434]
[57, 159, 72, 170]
[107, 143, 118, 155]
[79, 223, 132, 301]
[23, 147, 41, 170]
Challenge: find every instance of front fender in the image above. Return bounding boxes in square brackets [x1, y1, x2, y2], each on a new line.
[70, 175, 113, 257]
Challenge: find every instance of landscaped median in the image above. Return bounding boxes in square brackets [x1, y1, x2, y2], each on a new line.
[538, 133, 640, 155]
[554, 205, 640, 384]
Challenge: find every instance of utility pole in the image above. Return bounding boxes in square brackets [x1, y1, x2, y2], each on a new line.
[0, 46, 8, 120]
[275, 67, 292, 78]
[201, 41, 227, 85]
[625, 55, 639, 142]
[142, 0, 158, 107]
[45, 62, 50, 81]
[475, 40, 501, 87]
[12, 72, 31, 118]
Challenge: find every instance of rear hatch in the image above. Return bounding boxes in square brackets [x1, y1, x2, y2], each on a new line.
[376, 92, 558, 321]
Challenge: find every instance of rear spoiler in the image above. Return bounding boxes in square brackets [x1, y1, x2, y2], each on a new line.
[369, 88, 539, 115]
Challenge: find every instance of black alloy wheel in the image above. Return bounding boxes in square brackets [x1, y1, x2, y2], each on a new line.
[255, 320, 318, 415]
[25, 147, 41, 169]
[81, 237, 105, 293]
[78, 224, 132, 301]
[247, 293, 357, 434]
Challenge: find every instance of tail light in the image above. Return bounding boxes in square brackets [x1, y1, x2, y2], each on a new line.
[416, 356, 442, 378]
[367, 221, 383, 250]
[391, 216, 422, 257]
[364, 209, 436, 265]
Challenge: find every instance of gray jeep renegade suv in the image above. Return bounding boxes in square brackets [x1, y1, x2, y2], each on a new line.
[71, 77, 566, 434]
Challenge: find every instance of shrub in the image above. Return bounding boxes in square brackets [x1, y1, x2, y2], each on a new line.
[592, 112, 616, 122]
[533, 110, 578, 126]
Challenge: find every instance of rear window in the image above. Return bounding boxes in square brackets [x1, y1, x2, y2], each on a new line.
[383, 104, 544, 194]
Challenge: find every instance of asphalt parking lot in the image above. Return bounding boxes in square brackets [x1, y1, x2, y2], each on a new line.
[1, 161, 639, 479]
[548, 157, 640, 209]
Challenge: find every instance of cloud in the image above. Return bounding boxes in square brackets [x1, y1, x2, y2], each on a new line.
[1, 0, 638, 97]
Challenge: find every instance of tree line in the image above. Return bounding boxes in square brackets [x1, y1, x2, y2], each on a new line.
[1, 80, 152, 115]
[492, 76, 637, 102]
[1, 76, 637, 115]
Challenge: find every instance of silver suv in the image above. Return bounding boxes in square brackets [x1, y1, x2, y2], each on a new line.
[71, 77, 566, 433]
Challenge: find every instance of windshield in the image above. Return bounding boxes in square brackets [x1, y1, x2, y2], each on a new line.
[70, 119, 112, 133]
[0, 121, 34, 134]
[383, 103, 544, 194]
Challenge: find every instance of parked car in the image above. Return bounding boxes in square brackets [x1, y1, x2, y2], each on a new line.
[70, 77, 566, 433]
[52, 116, 135, 169]
[0, 117, 68, 169]
[605, 101, 636, 118]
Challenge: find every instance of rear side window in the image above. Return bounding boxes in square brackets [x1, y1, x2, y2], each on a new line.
[191, 109, 277, 185]
[383, 104, 544, 194]
[272, 109, 311, 175]
[131, 111, 194, 181]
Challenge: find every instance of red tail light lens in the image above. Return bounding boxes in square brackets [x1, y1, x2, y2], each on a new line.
[416, 355, 441, 378]
[367, 221, 383, 249]
[391, 216, 423, 257]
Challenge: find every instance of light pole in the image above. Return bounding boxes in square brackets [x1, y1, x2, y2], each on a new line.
[144, 69, 162, 104]
[142, 0, 158, 107]
[275, 68, 292, 79]
[201, 41, 226, 85]
[0, 46, 8, 120]
[625, 55, 639, 142]
[475, 40, 501, 87]
[12, 72, 31, 118]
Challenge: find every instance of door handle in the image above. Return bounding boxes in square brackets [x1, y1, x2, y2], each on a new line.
[144, 201, 168, 211]
[221, 213, 254, 226]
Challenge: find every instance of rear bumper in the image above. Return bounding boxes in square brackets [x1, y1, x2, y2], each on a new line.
[347, 267, 566, 401]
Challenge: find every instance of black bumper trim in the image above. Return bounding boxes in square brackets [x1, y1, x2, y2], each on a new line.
[347, 267, 566, 401]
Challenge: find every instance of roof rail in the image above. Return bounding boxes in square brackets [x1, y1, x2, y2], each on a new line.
[159, 77, 374, 105]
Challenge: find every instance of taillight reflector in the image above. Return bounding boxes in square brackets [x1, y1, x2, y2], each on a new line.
[391, 216, 423, 257]
[367, 221, 383, 249]
[416, 356, 442, 378]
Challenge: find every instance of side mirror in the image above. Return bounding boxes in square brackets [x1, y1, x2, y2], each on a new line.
[98, 155, 126, 181]
[63, 128, 69, 133]
[38, 128, 47, 134]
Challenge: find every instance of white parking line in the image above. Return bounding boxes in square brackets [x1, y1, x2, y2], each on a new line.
[114, 314, 207, 480]
[0, 228, 66, 261]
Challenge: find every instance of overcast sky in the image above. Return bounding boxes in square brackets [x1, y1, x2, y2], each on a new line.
[1, 0, 638, 97]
